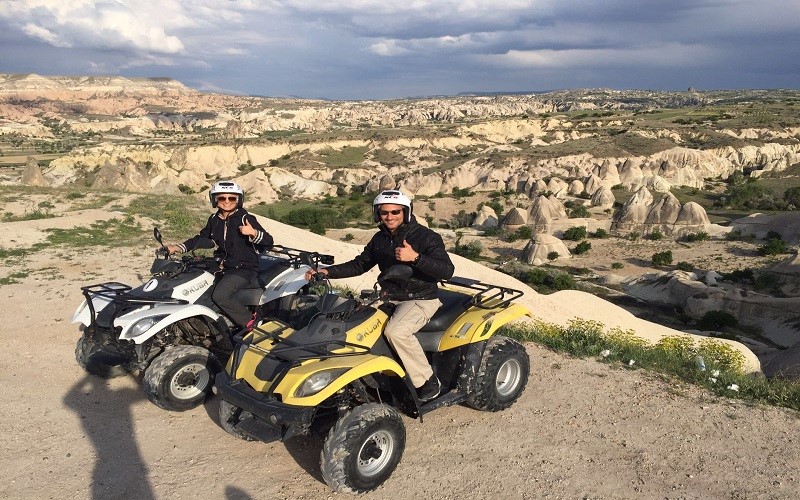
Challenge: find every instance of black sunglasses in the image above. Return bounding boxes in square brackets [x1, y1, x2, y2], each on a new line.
[216, 195, 238, 202]
[379, 209, 403, 216]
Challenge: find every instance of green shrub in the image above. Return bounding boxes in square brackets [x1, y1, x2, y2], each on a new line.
[754, 272, 779, 291]
[784, 186, 800, 208]
[629, 231, 640, 241]
[759, 238, 788, 256]
[454, 240, 482, 260]
[684, 231, 709, 242]
[572, 241, 591, 255]
[611, 262, 624, 269]
[648, 229, 663, 240]
[676, 261, 694, 271]
[722, 268, 755, 283]
[515, 225, 533, 240]
[590, 228, 608, 238]
[563, 226, 587, 241]
[343, 233, 354, 241]
[517, 268, 576, 292]
[697, 310, 738, 330]
[568, 205, 590, 218]
[651, 250, 673, 266]
[547, 251, 560, 261]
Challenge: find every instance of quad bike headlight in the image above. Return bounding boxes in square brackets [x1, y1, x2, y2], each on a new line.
[295, 368, 349, 398]
[129, 315, 168, 337]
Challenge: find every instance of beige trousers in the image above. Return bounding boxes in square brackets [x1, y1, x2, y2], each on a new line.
[384, 298, 442, 388]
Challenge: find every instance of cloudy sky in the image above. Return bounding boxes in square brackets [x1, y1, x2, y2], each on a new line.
[0, 0, 798, 99]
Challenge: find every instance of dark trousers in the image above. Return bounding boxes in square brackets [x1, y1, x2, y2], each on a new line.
[212, 269, 256, 328]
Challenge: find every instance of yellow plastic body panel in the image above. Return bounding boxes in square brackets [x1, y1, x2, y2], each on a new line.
[279, 354, 405, 406]
[229, 311, 395, 402]
[438, 302, 531, 351]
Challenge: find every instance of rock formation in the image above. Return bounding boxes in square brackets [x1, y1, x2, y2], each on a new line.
[528, 195, 567, 234]
[522, 234, 572, 265]
[472, 205, 499, 229]
[21, 157, 48, 186]
[590, 186, 615, 209]
[612, 189, 709, 236]
[501, 207, 528, 229]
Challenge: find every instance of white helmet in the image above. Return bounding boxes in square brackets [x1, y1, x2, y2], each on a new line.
[372, 190, 413, 223]
[209, 180, 244, 208]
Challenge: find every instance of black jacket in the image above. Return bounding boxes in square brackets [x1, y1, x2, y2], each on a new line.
[180, 208, 273, 271]
[325, 217, 454, 300]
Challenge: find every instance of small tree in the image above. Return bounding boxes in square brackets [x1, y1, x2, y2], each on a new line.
[784, 186, 800, 208]
[568, 205, 590, 218]
[563, 226, 587, 241]
[759, 238, 788, 256]
[697, 310, 738, 330]
[547, 251, 560, 261]
[454, 240, 483, 260]
[572, 241, 591, 255]
[651, 250, 673, 266]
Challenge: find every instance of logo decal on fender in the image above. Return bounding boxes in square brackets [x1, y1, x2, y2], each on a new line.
[182, 279, 210, 296]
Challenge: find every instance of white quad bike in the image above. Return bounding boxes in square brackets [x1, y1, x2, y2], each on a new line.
[71, 227, 333, 411]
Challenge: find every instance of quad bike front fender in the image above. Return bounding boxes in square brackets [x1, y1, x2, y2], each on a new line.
[272, 354, 406, 407]
[258, 265, 314, 305]
[70, 282, 131, 326]
[116, 304, 222, 343]
[439, 303, 531, 351]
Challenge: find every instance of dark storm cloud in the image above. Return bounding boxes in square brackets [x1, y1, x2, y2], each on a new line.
[0, 1, 798, 99]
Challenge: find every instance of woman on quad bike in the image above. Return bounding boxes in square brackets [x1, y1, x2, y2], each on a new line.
[165, 180, 273, 329]
[305, 189, 454, 401]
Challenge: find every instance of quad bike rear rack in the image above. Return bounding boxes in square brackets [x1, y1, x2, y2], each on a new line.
[442, 276, 524, 310]
[265, 245, 334, 270]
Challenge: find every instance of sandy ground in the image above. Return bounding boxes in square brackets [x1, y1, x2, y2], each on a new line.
[1, 207, 799, 499]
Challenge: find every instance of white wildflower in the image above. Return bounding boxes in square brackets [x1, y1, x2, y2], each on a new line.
[727, 384, 739, 392]
[628, 359, 635, 366]
[600, 349, 611, 357]
[712, 370, 720, 377]
[709, 377, 717, 383]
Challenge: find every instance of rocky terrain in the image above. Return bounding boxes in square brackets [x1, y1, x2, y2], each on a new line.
[2, 73, 800, 357]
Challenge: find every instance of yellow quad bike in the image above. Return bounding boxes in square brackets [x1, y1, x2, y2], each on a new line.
[213, 265, 532, 493]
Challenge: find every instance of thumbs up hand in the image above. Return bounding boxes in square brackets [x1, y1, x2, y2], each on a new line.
[395, 239, 419, 263]
[239, 218, 257, 237]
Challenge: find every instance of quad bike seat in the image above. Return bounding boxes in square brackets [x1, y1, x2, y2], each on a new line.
[415, 289, 473, 351]
[418, 289, 472, 332]
[230, 256, 291, 306]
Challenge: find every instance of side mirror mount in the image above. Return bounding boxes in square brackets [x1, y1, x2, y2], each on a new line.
[153, 227, 164, 247]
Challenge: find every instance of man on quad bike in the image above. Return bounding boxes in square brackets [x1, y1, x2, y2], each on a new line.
[305, 189, 454, 401]
[165, 180, 273, 329]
